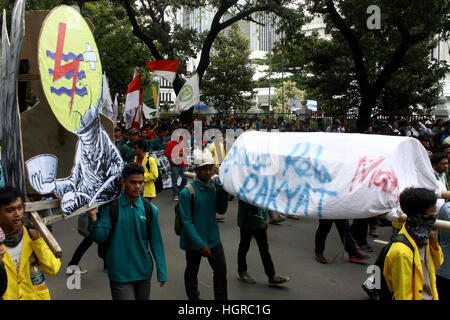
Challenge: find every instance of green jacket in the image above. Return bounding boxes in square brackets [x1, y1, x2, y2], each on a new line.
[178, 181, 229, 251]
[89, 193, 168, 283]
[237, 200, 269, 230]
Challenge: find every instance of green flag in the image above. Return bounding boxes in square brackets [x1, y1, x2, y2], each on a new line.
[142, 80, 159, 119]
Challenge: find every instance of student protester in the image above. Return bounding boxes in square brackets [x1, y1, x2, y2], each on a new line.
[0, 186, 61, 300]
[384, 187, 443, 300]
[150, 127, 171, 152]
[178, 151, 229, 300]
[132, 138, 159, 201]
[236, 200, 290, 286]
[88, 163, 167, 300]
[165, 135, 188, 201]
[431, 152, 450, 191]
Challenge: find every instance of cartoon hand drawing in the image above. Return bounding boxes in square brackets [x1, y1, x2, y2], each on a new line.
[26, 6, 123, 216]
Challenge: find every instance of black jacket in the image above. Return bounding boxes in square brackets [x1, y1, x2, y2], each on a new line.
[0, 262, 7, 299]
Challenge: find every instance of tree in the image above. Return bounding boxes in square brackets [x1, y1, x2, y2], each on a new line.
[272, 80, 303, 114]
[275, 0, 450, 132]
[118, 0, 298, 123]
[201, 23, 255, 114]
[83, 1, 152, 98]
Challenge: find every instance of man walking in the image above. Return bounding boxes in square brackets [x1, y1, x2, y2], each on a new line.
[178, 151, 229, 300]
[236, 200, 290, 286]
[88, 163, 167, 300]
[132, 138, 159, 201]
[165, 136, 188, 201]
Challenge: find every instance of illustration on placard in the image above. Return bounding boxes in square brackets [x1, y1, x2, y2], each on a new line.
[26, 5, 124, 216]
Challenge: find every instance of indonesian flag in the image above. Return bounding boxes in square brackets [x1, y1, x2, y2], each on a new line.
[145, 60, 180, 83]
[124, 74, 140, 129]
[124, 74, 140, 112]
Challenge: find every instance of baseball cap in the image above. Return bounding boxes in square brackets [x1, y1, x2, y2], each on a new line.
[425, 120, 432, 125]
[128, 129, 139, 135]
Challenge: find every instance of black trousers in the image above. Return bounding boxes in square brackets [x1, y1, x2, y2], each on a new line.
[69, 235, 105, 267]
[315, 219, 358, 256]
[185, 244, 227, 300]
[109, 279, 151, 300]
[350, 218, 370, 246]
[68, 235, 93, 266]
[436, 275, 450, 300]
[238, 228, 275, 279]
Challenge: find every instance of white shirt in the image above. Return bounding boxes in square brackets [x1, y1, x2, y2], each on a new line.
[6, 237, 24, 273]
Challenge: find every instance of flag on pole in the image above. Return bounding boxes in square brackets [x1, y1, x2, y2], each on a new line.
[175, 73, 200, 113]
[124, 74, 140, 113]
[113, 93, 119, 127]
[142, 80, 159, 119]
[124, 74, 141, 129]
[145, 60, 180, 83]
[101, 73, 114, 120]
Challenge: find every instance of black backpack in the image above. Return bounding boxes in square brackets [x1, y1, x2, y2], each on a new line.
[174, 183, 195, 236]
[375, 234, 415, 300]
[145, 154, 163, 194]
[98, 198, 153, 260]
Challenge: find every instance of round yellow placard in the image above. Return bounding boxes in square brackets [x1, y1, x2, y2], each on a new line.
[38, 5, 102, 133]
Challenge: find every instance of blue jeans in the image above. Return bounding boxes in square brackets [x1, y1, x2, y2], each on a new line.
[171, 165, 187, 197]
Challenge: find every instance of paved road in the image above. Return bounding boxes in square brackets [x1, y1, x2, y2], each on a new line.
[45, 187, 393, 300]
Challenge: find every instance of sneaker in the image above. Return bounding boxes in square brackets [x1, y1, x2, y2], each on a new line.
[348, 252, 370, 263]
[357, 244, 374, 252]
[237, 271, 256, 284]
[66, 265, 88, 275]
[268, 275, 290, 286]
[314, 253, 328, 264]
[173, 196, 179, 201]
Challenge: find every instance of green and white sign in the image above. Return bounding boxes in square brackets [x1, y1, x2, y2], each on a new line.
[175, 73, 200, 113]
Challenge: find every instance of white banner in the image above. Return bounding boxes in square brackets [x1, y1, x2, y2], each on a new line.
[101, 73, 114, 119]
[219, 131, 440, 219]
[175, 73, 200, 113]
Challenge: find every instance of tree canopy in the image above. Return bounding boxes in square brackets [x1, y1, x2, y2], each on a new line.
[201, 23, 255, 114]
[274, 0, 450, 132]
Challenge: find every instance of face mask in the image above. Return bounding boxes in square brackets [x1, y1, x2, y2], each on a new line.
[406, 214, 437, 242]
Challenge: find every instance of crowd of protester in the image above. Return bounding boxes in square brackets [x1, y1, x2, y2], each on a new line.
[1, 113, 450, 300]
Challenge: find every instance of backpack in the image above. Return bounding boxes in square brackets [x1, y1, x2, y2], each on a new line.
[98, 198, 153, 260]
[375, 234, 415, 300]
[174, 183, 195, 236]
[145, 154, 164, 194]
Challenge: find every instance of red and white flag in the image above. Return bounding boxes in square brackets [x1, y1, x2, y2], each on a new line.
[145, 60, 180, 83]
[124, 74, 140, 112]
[124, 74, 140, 129]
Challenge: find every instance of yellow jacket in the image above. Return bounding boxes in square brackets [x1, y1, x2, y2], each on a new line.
[2, 227, 61, 300]
[134, 154, 158, 198]
[208, 141, 226, 174]
[384, 225, 444, 300]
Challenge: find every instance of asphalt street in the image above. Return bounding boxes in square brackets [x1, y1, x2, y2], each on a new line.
[45, 186, 394, 300]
